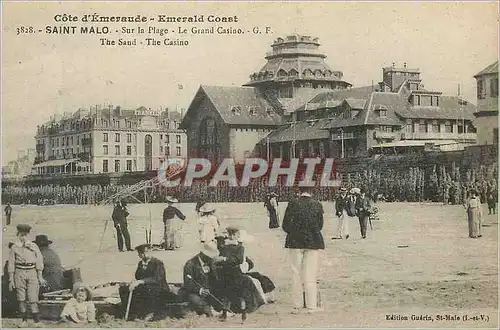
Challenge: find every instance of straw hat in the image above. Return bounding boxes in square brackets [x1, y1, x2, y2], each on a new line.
[165, 196, 178, 203]
[350, 188, 361, 195]
[199, 204, 215, 213]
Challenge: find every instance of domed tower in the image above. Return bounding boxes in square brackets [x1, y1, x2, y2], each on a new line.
[244, 34, 352, 101]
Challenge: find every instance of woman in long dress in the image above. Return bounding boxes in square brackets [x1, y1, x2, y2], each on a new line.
[198, 204, 220, 243]
[466, 190, 483, 238]
[264, 193, 280, 229]
[162, 196, 186, 250]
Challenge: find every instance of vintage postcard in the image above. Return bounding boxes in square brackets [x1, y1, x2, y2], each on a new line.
[1, 1, 499, 328]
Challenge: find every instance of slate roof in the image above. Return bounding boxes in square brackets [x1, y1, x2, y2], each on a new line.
[294, 86, 375, 111]
[280, 88, 326, 113]
[395, 96, 476, 120]
[474, 61, 498, 77]
[264, 118, 331, 143]
[364, 93, 408, 126]
[181, 85, 282, 128]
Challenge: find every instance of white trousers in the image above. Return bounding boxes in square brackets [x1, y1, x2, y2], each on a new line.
[289, 249, 319, 309]
[337, 210, 349, 237]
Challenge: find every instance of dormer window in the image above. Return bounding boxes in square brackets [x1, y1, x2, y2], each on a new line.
[266, 107, 273, 116]
[231, 106, 241, 114]
[248, 106, 257, 116]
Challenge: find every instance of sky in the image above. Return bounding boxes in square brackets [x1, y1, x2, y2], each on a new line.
[2, 1, 498, 165]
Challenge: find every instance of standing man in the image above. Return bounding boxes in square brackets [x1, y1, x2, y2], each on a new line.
[334, 188, 351, 239]
[112, 200, 133, 252]
[8, 224, 47, 327]
[163, 196, 186, 250]
[4, 203, 13, 226]
[355, 188, 373, 239]
[282, 186, 324, 314]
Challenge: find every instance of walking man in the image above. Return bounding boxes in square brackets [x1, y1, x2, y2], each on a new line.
[282, 186, 324, 314]
[355, 188, 373, 239]
[112, 200, 132, 252]
[8, 224, 47, 327]
[334, 188, 352, 239]
[4, 203, 13, 226]
[163, 196, 186, 250]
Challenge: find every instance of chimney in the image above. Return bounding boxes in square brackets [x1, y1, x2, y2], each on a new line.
[404, 62, 407, 69]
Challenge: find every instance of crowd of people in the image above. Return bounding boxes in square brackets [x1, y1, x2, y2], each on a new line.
[2, 180, 496, 327]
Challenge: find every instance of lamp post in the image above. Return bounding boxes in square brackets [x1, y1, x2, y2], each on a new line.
[340, 128, 345, 158]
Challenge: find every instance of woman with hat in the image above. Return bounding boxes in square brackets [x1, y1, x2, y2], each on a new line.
[198, 204, 220, 243]
[163, 196, 186, 250]
[264, 192, 280, 229]
[33, 235, 64, 293]
[465, 190, 483, 238]
[8, 224, 46, 327]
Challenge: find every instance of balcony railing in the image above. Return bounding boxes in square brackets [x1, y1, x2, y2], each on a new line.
[401, 132, 477, 141]
[36, 144, 45, 152]
[331, 132, 355, 140]
[374, 131, 396, 140]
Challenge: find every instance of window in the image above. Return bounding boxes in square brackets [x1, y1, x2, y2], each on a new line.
[66, 137, 69, 145]
[126, 160, 132, 171]
[445, 122, 453, 133]
[126, 121, 132, 128]
[160, 134, 163, 140]
[113, 120, 120, 128]
[165, 146, 170, 156]
[458, 124, 464, 134]
[176, 135, 181, 144]
[51, 139, 54, 147]
[127, 133, 132, 143]
[103, 133, 108, 142]
[491, 78, 499, 97]
[160, 145, 163, 153]
[477, 79, 485, 99]
[115, 145, 120, 155]
[431, 123, 440, 133]
[165, 135, 170, 144]
[166, 122, 170, 129]
[416, 95, 421, 105]
[115, 133, 120, 142]
[62, 138, 65, 146]
[435, 96, 439, 106]
[56, 138, 59, 147]
[127, 146, 132, 155]
[103, 160, 108, 172]
[176, 146, 181, 156]
[379, 109, 387, 117]
[70, 137, 73, 145]
[57, 150, 60, 157]
[380, 126, 392, 132]
[103, 145, 108, 155]
[115, 160, 120, 172]
[418, 123, 427, 133]
[101, 119, 109, 127]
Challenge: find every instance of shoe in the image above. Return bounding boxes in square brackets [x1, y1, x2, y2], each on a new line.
[362, 236, 366, 239]
[478, 235, 483, 238]
[119, 250, 124, 252]
[291, 307, 304, 314]
[345, 234, 350, 239]
[127, 249, 134, 251]
[32, 321, 44, 328]
[18, 321, 28, 328]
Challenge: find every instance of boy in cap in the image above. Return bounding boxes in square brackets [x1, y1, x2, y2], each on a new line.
[8, 224, 46, 326]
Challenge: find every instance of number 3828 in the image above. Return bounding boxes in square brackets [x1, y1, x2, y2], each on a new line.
[17, 26, 35, 35]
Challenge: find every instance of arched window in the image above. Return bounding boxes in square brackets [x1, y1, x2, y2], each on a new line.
[198, 117, 221, 163]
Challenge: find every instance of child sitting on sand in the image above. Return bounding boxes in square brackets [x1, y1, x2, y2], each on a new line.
[60, 282, 96, 324]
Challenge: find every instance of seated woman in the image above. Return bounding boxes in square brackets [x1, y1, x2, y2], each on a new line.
[214, 227, 266, 321]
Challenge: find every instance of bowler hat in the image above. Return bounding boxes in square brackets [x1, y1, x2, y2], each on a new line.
[16, 224, 32, 233]
[135, 244, 151, 253]
[33, 234, 53, 246]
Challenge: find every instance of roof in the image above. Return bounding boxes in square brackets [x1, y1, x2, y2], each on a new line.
[345, 98, 366, 110]
[474, 61, 498, 77]
[372, 140, 459, 148]
[281, 88, 326, 113]
[264, 118, 331, 143]
[294, 85, 375, 111]
[364, 93, 408, 126]
[182, 85, 282, 127]
[395, 96, 476, 120]
[32, 158, 79, 168]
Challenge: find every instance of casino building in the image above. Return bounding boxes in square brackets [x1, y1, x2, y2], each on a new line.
[32, 107, 187, 175]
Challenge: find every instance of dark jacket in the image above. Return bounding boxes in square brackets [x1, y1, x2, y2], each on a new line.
[282, 195, 324, 249]
[335, 194, 349, 216]
[40, 247, 64, 291]
[112, 205, 129, 226]
[135, 257, 169, 291]
[163, 206, 186, 224]
[182, 253, 218, 295]
[355, 195, 373, 217]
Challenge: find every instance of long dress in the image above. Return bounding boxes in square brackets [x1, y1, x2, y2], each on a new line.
[467, 196, 483, 238]
[198, 214, 219, 243]
[216, 241, 265, 314]
[265, 197, 279, 229]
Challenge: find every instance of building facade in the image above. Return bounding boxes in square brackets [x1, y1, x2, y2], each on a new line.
[33, 107, 187, 175]
[262, 64, 477, 159]
[473, 61, 498, 145]
[180, 34, 351, 163]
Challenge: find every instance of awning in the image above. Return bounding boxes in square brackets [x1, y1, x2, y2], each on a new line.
[32, 158, 79, 168]
[76, 161, 91, 167]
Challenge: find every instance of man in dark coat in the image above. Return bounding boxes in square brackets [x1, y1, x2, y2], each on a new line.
[112, 200, 132, 252]
[334, 188, 352, 239]
[282, 186, 324, 314]
[355, 188, 373, 239]
[163, 197, 186, 250]
[4, 203, 12, 225]
[119, 244, 178, 321]
[178, 242, 223, 316]
[33, 235, 64, 293]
